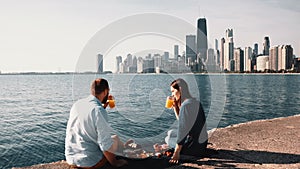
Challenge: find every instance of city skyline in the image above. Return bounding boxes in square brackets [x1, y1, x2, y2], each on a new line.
[0, 0, 299, 73]
[91, 20, 300, 73]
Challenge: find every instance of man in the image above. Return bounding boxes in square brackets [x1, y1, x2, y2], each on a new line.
[65, 78, 127, 168]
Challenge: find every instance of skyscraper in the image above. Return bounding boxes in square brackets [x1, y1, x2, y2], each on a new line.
[132, 56, 137, 67]
[234, 48, 244, 72]
[186, 35, 197, 65]
[269, 46, 278, 71]
[279, 45, 293, 70]
[215, 39, 220, 65]
[197, 18, 208, 62]
[252, 43, 259, 71]
[129, 56, 137, 73]
[263, 36, 270, 55]
[137, 57, 143, 73]
[97, 54, 103, 73]
[127, 54, 133, 66]
[154, 54, 162, 68]
[278, 45, 284, 71]
[164, 51, 170, 61]
[174, 45, 179, 61]
[215, 39, 218, 51]
[220, 38, 225, 70]
[206, 48, 216, 72]
[253, 43, 258, 56]
[116, 56, 122, 73]
[244, 47, 252, 72]
[257, 55, 269, 71]
[224, 29, 234, 71]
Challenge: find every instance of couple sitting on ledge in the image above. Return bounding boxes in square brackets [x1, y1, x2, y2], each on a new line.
[65, 78, 208, 168]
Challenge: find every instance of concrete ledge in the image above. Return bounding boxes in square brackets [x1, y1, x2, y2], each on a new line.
[13, 114, 300, 169]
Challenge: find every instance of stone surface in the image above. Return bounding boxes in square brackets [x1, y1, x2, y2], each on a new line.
[13, 115, 300, 169]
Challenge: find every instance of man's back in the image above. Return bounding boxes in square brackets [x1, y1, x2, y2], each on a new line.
[65, 95, 113, 167]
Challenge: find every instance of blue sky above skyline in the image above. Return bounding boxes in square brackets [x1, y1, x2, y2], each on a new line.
[0, 0, 299, 72]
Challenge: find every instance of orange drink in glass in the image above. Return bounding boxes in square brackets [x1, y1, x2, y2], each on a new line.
[165, 96, 174, 109]
[108, 100, 115, 108]
[108, 95, 115, 108]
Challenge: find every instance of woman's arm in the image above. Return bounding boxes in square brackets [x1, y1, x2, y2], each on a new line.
[172, 99, 180, 120]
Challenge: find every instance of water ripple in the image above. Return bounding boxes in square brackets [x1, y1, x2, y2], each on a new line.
[0, 74, 299, 168]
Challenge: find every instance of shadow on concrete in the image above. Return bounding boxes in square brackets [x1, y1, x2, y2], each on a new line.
[117, 148, 300, 169]
[182, 148, 300, 169]
[14, 148, 300, 169]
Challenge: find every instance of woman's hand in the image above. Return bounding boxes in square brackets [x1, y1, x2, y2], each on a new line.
[169, 151, 180, 164]
[169, 144, 181, 164]
[103, 95, 114, 109]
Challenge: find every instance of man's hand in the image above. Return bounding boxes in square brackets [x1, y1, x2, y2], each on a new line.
[103, 102, 109, 109]
[103, 151, 128, 167]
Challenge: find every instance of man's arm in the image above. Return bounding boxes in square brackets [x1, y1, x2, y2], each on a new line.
[95, 107, 127, 167]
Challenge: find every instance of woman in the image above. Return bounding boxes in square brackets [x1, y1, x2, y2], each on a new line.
[169, 78, 208, 164]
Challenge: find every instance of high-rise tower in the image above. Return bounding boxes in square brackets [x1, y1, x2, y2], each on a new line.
[215, 39, 220, 65]
[197, 18, 208, 62]
[220, 37, 225, 70]
[269, 46, 278, 71]
[253, 43, 258, 55]
[234, 47, 244, 72]
[244, 47, 252, 72]
[263, 36, 270, 55]
[279, 45, 293, 70]
[224, 29, 234, 71]
[97, 54, 103, 73]
[186, 35, 197, 65]
[116, 56, 122, 73]
[174, 45, 179, 61]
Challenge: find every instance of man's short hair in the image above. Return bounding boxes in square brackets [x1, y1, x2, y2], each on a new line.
[91, 78, 109, 95]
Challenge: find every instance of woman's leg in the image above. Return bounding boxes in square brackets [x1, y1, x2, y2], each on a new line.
[181, 140, 207, 157]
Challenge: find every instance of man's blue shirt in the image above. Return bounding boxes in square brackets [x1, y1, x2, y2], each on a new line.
[65, 95, 113, 167]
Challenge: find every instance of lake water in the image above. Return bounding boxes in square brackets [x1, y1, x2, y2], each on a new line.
[0, 74, 299, 168]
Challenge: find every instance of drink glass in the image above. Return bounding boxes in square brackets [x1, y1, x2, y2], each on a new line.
[108, 100, 115, 108]
[108, 95, 115, 108]
[165, 96, 174, 108]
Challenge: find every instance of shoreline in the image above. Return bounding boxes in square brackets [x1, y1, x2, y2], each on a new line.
[13, 114, 300, 169]
[1, 72, 300, 76]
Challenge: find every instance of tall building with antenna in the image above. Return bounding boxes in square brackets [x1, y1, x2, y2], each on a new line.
[197, 18, 208, 63]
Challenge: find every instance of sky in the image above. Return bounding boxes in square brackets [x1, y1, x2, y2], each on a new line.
[0, 0, 299, 73]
